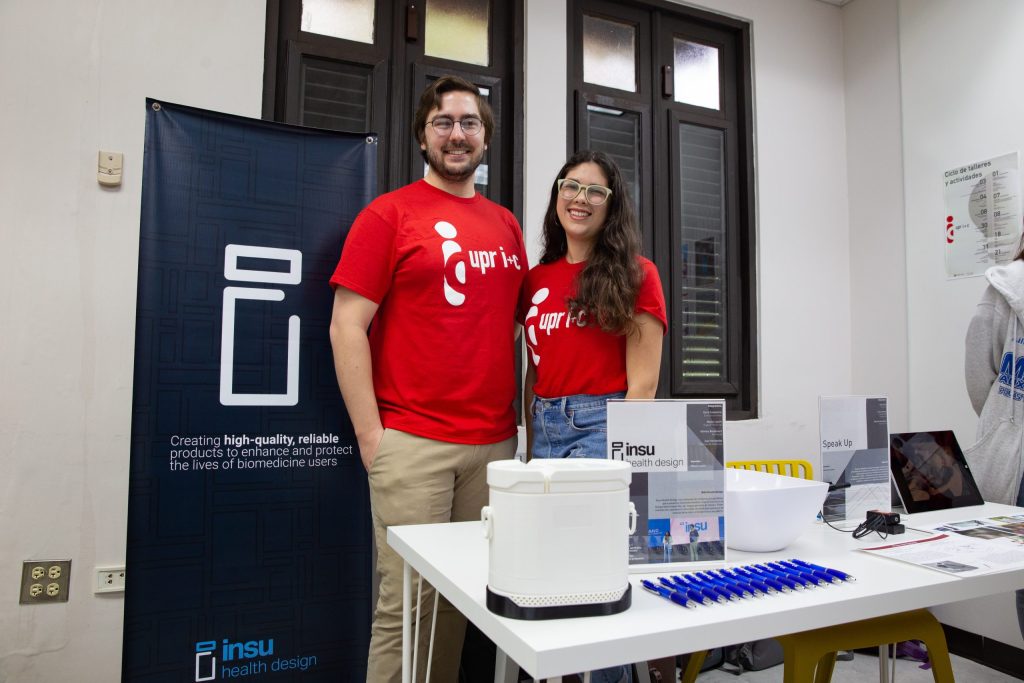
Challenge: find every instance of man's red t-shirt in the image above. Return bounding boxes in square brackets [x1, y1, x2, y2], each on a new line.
[331, 180, 527, 444]
[520, 256, 666, 398]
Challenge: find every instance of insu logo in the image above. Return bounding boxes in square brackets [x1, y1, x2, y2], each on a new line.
[220, 244, 301, 407]
[194, 638, 275, 681]
[609, 441, 655, 458]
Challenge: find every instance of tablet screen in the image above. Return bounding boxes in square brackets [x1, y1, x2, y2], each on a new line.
[889, 430, 985, 514]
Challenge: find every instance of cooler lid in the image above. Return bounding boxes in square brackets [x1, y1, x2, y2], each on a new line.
[488, 459, 631, 492]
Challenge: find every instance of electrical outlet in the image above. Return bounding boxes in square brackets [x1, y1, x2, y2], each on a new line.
[95, 566, 126, 593]
[20, 560, 71, 604]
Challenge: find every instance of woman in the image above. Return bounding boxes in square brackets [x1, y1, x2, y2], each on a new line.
[520, 150, 667, 683]
[522, 150, 666, 464]
[964, 249, 1024, 640]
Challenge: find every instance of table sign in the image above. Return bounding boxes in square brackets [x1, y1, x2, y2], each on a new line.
[607, 399, 726, 572]
[819, 395, 891, 523]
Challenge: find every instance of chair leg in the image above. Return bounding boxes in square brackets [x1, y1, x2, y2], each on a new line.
[679, 651, 707, 683]
[917, 623, 955, 683]
[813, 651, 837, 683]
[782, 647, 820, 683]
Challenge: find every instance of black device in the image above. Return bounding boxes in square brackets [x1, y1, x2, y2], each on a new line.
[889, 430, 985, 514]
[866, 509, 904, 535]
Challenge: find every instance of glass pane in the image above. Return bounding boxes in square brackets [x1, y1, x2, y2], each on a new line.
[586, 105, 640, 215]
[424, 0, 490, 67]
[301, 0, 375, 44]
[677, 124, 725, 382]
[674, 39, 719, 109]
[300, 57, 371, 132]
[583, 15, 636, 92]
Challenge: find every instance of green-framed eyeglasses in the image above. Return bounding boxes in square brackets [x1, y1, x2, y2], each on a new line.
[557, 178, 612, 206]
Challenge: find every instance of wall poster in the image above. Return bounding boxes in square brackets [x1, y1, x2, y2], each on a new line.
[124, 99, 376, 682]
[944, 151, 1021, 279]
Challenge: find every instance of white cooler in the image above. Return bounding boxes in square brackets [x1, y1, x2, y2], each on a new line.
[481, 459, 636, 620]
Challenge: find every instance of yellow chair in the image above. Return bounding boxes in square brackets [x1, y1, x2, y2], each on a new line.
[680, 459, 815, 683]
[680, 462, 953, 683]
[774, 609, 954, 683]
[726, 458, 814, 480]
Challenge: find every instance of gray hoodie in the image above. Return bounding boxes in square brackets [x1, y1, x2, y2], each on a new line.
[964, 259, 1024, 505]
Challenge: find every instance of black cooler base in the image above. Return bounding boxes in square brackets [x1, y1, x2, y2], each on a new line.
[486, 584, 632, 620]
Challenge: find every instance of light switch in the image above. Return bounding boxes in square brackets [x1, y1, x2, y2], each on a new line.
[98, 151, 123, 187]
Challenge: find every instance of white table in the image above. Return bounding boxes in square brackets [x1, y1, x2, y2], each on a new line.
[388, 503, 1024, 682]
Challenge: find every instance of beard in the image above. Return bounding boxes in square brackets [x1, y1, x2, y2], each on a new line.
[425, 141, 484, 183]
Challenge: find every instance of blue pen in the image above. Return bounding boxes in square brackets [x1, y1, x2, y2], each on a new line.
[781, 561, 841, 585]
[718, 568, 761, 590]
[668, 576, 713, 605]
[705, 582, 740, 602]
[740, 568, 789, 593]
[696, 572, 747, 600]
[707, 571, 754, 599]
[725, 570, 774, 596]
[698, 583, 734, 604]
[753, 566, 802, 591]
[713, 581, 749, 600]
[680, 575, 728, 604]
[733, 565, 770, 593]
[790, 559, 856, 582]
[711, 570, 760, 597]
[772, 562, 827, 587]
[745, 565, 798, 589]
[641, 579, 697, 609]
[759, 563, 814, 589]
[720, 573, 762, 598]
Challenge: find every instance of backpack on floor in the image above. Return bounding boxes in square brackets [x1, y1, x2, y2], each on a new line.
[721, 638, 784, 674]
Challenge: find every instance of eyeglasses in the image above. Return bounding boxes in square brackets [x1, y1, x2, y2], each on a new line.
[557, 178, 613, 206]
[425, 116, 483, 136]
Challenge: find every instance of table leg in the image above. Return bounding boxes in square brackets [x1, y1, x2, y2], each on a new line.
[493, 649, 518, 683]
[878, 644, 890, 683]
[402, 562, 412, 683]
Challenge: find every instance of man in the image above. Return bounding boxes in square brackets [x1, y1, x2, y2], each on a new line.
[329, 76, 526, 683]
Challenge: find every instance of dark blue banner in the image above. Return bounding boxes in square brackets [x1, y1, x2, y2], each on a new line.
[124, 99, 375, 682]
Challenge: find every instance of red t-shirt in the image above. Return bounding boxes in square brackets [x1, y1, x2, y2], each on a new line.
[520, 256, 666, 398]
[331, 180, 527, 444]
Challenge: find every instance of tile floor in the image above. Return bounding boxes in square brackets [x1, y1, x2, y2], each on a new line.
[691, 649, 1021, 682]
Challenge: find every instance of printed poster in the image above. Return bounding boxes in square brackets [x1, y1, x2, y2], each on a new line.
[819, 395, 891, 523]
[944, 151, 1021, 279]
[607, 400, 726, 572]
[124, 99, 376, 682]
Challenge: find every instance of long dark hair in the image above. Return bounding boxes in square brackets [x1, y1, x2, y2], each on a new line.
[540, 150, 642, 335]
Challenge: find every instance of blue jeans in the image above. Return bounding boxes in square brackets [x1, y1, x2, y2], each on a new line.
[530, 392, 624, 459]
[530, 392, 632, 683]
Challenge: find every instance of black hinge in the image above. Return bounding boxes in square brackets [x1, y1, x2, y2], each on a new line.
[406, 3, 419, 41]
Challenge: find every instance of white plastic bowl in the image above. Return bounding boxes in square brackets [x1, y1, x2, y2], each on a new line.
[725, 468, 828, 552]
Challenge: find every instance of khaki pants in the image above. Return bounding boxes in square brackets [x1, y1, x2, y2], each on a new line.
[366, 428, 516, 683]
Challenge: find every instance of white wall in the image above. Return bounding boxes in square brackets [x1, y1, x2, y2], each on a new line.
[843, 0, 909, 430]
[898, 0, 1024, 649]
[677, 0, 852, 474]
[0, 1, 266, 681]
[4, 0, 1022, 679]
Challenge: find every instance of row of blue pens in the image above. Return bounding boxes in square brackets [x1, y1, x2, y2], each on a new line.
[641, 559, 855, 609]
